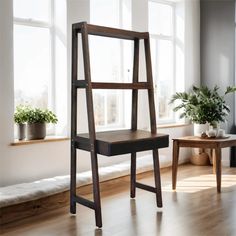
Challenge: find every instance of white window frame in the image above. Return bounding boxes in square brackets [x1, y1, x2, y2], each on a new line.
[13, 0, 56, 134]
[149, 0, 176, 124]
[90, 0, 131, 131]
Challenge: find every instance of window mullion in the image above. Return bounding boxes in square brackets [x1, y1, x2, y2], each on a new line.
[172, 4, 176, 122]
[49, 0, 56, 134]
[14, 18, 51, 28]
[150, 34, 172, 41]
[104, 94, 108, 126]
[155, 39, 159, 121]
[149, 0, 176, 124]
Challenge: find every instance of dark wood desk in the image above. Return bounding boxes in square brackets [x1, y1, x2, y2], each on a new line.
[172, 135, 236, 193]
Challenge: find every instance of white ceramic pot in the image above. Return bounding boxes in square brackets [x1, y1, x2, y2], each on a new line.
[193, 123, 209, 137]
[192, 123, 211, 165]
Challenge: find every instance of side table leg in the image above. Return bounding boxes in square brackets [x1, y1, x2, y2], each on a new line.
[212, 149, 216, 174]
[172, 140, 179, 190]
[215, 147, 222, 193]
[130, 152, 136, 198]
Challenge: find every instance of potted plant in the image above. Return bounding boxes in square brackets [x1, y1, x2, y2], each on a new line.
[14, 105, 29, 140]
[26, 107, 58, 140]
[170, 85, 236, 133]
[169, 85, 236, 165]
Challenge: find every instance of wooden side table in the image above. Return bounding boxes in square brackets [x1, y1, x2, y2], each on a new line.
[172, 135, 236, 193]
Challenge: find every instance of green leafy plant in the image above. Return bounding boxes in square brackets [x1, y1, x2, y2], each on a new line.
[14, 105, 29, 124]
[27, 107, 58, 124]
[169, 85, 236, 126]
[14, 105, 58, 124]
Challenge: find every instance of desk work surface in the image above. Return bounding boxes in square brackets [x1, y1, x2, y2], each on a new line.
[74, 129, 169, 156]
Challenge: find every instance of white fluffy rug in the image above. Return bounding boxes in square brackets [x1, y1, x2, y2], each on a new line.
[0, 155, 171, 208]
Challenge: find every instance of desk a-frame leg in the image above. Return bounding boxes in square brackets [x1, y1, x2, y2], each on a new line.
[81, 23, 102, 228]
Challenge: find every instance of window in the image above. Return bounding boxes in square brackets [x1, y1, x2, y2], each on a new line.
[90, 0, 132, 130]
[13, 0, 67, 135]
[149, 0, 177, 123]
[14, 0, 53, 109]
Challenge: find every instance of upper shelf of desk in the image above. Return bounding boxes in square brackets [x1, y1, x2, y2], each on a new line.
[72, 22, 149, 40]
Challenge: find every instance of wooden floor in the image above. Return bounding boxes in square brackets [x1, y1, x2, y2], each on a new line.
[1, 164, 236, 236]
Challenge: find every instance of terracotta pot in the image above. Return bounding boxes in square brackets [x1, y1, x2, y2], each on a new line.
[27, 123, 46, 140]
[17, 123, 26, 140]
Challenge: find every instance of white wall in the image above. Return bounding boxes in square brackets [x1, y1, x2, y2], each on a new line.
[0, 0, 200, 187]
[0, 0, 14, 187]
[0, 0, 71, 187]
[185, 0, 200, 90]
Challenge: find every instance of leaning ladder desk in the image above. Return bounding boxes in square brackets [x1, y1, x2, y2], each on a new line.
[70, 22, 169, 228]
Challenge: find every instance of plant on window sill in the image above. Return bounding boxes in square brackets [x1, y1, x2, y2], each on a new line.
[14, 105, 58, 141]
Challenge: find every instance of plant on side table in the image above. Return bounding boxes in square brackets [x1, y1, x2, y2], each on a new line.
[169, 85, 236, 165]
[170, 85, 236, 132]
[14, 105, 29, 140]
[26, 107, 58, 140]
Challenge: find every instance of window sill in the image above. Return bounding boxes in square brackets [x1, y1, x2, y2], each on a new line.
[157, 123, 191, 129]
[10, 136, 70, 146]
[10, 124, 190, 146]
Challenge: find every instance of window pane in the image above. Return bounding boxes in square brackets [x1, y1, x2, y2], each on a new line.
[14, 0, 50, 22]
[107, 92, 120, 125]
[54, 0, 67, 33]
[90, 36, 121, 83]
[157, 40, 173, 82]
[157, 40, 173, 119]
[152, 39, 174, 120]
[94, 91, 105, 126]
[149, 2, 173, 36]
[90, 0, 132, 129]
[14, 25, 51, 108]
[90, 36, 121, 127]
[90, 0, 120, 27]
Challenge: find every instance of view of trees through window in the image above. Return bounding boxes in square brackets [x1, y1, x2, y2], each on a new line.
[13, 0, 182, 134]
[90, 0, 132, 129]
[13, 0, 67, 136]
[14, 0, 53, 109]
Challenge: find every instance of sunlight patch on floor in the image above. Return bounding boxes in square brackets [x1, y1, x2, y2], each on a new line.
[163, 174, 236, 193]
